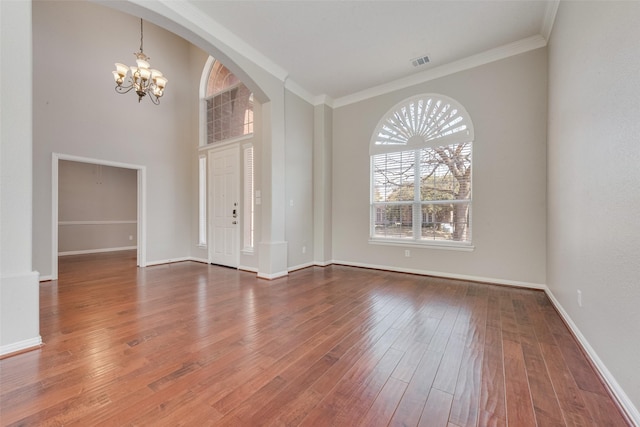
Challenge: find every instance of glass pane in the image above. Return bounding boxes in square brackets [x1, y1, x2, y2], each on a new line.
[420, 202, 470, 242]
[372, 204, 413, 239]
[420, 142, 471, 202]
[372, 151, 416, 203]
[206, 83, 254, 144]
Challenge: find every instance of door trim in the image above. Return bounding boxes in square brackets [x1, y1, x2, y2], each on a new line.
[51, 153, 146, 280]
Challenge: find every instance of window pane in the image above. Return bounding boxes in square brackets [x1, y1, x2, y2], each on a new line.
[372, 204, 414, 239]
[372, 151, 416, 202]
[206, 83, 254, 144]
[204, 61, 254, 145]
[420, 143, 471, 202]
[420, 202, 470, 241]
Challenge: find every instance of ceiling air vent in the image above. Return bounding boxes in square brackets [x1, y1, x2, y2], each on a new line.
[411, 55, 430, 67]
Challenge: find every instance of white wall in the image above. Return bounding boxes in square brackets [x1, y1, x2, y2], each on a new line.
[547, 1, 640, 416]
[332, 49, 548, 286]
[0, 0, 41, 354]
[32, 1, 200, 276]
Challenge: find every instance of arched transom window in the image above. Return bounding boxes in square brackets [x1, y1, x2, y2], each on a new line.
[370, 94, 474, 246]
[205, 60, 254, 144]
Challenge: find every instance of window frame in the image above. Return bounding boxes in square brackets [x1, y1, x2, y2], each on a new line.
[369, 94, 474, 250]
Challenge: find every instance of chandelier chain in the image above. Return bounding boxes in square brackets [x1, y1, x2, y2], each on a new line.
[139, 19, 144, 54]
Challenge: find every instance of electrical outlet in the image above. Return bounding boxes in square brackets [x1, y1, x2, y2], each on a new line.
[129, 235, 133, 241]
[302, 246, 306, 254]
[577, 290, 582, 307]
[404, 249, 410, 257]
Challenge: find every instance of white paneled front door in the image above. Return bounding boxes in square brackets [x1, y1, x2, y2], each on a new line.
[208, 146, 239, 268]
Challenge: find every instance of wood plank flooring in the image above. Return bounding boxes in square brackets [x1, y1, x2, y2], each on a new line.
[0, 251, 630, 426]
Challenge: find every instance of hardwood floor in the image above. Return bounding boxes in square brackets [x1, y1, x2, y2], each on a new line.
[0, 251, 630, 426]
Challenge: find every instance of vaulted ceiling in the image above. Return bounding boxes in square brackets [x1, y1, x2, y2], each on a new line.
[188, 1, 558, 104]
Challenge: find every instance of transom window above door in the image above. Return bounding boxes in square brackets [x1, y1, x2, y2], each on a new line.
[204, 60, 254, 144]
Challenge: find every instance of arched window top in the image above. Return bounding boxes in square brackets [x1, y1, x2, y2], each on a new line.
[206, 60, 241, 96]
[370, 94, 474, 155]
[201, 58, 254, 145]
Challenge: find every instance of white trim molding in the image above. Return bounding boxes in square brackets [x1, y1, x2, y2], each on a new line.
[145, 257, 192, 267]
[541, 0, 560, 41]
[0, 337, 42, 358]
[331, 259, 546, 290]
[52, 153, 147, 279]
[256, 271, 289, 280]
[58, 246, 137, 256]
[58, 220, 137, 225]
[544, 288, 640, 426]
[334, 35, 547, 108]
[288, 261, 315, 273]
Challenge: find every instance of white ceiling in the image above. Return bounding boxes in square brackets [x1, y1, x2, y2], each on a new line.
[188, 1, 557, 103]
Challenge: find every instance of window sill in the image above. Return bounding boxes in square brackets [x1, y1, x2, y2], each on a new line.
[368, 238, 474, 252]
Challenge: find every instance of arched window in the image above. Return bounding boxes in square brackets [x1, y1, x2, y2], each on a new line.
[205, 60, 254, 144]
[370, 94, 474, 246]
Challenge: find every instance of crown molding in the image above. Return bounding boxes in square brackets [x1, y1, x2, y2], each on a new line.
[313, 94, 335, 109]
[333, 34, 547, 108]
[110, 0, 289, 84]
[541, 0, 560, 41]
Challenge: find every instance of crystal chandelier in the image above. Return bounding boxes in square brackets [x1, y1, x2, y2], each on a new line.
[112, 19, 168, 105]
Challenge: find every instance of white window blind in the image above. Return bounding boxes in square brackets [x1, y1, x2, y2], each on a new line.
[198, 155, 207, 246]
[243, 145, 254, 251]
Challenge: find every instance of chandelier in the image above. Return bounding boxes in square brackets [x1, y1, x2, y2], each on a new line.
[112, 19, 168, 104]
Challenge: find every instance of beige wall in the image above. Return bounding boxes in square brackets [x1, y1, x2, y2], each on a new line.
[58, 161, 137, 254]
[332, 48, 548, 286]
[547, 1, 640, 414]
[285, 90, 315, 270]
[32, 0, 204, 276]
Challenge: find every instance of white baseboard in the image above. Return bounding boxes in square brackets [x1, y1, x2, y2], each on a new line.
[544, 288, 640, 426]
[313, 260, 333, 267]
[288, 261, 315, 272]
[257, 270, 289, 280]
[145, 257, 191, 267]
[238, 265, 259, 273]
[58, 246, 136, 256]
[331, 259, 546, 290]
[0, 336, 42, 357]
[188, 257, 209, 264]
[39, 275, 54, 282]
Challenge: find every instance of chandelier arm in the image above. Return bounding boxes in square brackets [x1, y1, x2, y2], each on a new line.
[115, 84, 135, 95]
